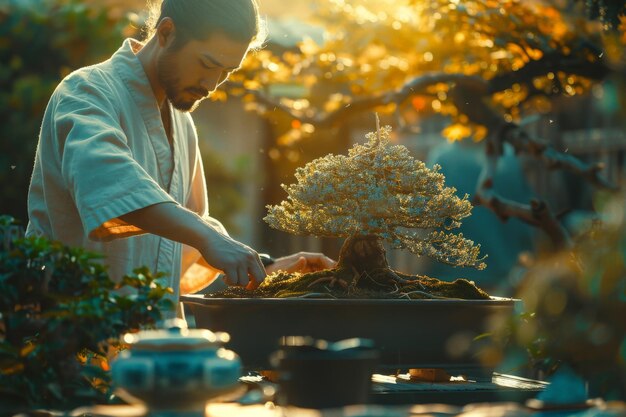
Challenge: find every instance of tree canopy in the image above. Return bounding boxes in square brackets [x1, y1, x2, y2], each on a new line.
[227, 0, 620, 141]
[265, 122, 486, 269]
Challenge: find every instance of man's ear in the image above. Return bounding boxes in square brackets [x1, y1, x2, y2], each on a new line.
[157, 17, 176, 47]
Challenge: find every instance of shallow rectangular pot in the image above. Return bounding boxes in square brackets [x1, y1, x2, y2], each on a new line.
[181, 295, 517, 380]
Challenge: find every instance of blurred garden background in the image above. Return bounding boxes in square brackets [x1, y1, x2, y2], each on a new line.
[2, 0, 624, 293]
[1, 0, 625, 401]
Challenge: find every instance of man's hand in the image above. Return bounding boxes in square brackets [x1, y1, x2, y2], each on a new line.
[198, 231, 266, 288]
[266, 252, 337, 275]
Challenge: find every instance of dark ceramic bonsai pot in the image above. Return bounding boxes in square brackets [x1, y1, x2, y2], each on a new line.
[181, 295, 517, 380]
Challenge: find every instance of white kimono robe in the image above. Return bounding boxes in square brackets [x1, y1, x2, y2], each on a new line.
[26, 39, 224, 316]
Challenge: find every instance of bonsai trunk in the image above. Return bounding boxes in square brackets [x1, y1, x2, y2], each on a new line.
[335, 234, 424, 291]
[337, 234, 389, 275]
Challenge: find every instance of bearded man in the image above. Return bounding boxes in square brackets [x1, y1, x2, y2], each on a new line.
[26, 0, 335, 318]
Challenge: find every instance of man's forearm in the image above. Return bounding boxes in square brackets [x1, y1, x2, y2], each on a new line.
[119, 202, 212, 249]
[119, 202, 266, 287]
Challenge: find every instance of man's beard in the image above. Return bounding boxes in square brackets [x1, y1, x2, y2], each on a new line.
[156, 51, 203, 112]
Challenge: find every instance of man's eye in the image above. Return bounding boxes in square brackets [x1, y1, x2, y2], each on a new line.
[200, 60, 213, 70]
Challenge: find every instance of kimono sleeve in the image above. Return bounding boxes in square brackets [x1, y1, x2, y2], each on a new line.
[54, 77, 176, 241]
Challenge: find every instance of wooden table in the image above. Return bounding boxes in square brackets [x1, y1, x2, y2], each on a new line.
[69, 400, 626, 417]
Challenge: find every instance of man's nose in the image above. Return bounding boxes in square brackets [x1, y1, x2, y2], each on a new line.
[199, 78, 218, 94]
[200, 71, 228, 93]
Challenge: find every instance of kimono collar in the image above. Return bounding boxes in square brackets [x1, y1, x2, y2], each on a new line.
[111, 38, 164, 134]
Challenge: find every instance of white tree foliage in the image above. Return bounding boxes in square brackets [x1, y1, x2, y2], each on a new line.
[265, 125, 486, 269]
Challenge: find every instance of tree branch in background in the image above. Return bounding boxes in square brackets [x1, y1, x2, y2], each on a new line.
[475, 130, 572, 249]
[487, 51, 612, 94]
[236, 50, 617, 248]
[501, 125, 619, 190]
[473, 182, 572, 249]
[236, 73, 479, 129]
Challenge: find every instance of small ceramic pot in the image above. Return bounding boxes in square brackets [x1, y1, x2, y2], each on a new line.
[270, 337, 379, 409]
[111, 318, 242, 414]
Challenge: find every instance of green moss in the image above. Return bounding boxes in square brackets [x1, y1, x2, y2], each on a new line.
[207, 267, 490, 300]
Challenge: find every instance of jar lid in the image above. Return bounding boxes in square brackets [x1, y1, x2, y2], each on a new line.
[122, 318, 230, 351]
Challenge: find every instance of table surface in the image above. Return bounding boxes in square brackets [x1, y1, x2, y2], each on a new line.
[69, 400, 626, 417]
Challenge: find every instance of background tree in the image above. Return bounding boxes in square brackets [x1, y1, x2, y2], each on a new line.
[227, 0, 625, 249]
[578, 0, 626, 29]
[0, 0, 134, 223]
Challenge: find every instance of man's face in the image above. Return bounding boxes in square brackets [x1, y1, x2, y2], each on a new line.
[157, 31, 249, 112]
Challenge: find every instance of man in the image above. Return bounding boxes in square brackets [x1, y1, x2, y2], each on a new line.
[26, 0, 335, 317]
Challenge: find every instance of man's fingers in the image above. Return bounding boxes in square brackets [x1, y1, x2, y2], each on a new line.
[298, 252, 337, 270]
[307, 254, 336, 268]
[321, 255, 337, 268]
[285, 256, 307, 272]
[255, 253, 267, 272]
[215, 252, 266, 289]
[247, 256, 266, 286]
[236, 266, 248, 286]
[222, 271, 236, 286]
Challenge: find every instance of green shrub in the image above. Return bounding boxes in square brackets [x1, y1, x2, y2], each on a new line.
[0, 215, 174, 410]
[484, 193, 626, 399]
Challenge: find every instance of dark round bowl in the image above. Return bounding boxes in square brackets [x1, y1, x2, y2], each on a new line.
[270, 339, 379, 409]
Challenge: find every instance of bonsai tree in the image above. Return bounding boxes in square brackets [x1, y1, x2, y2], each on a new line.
[0, 216, 174, 411]
[266, 118, 485, 270]
[212, 120, 488, 300]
